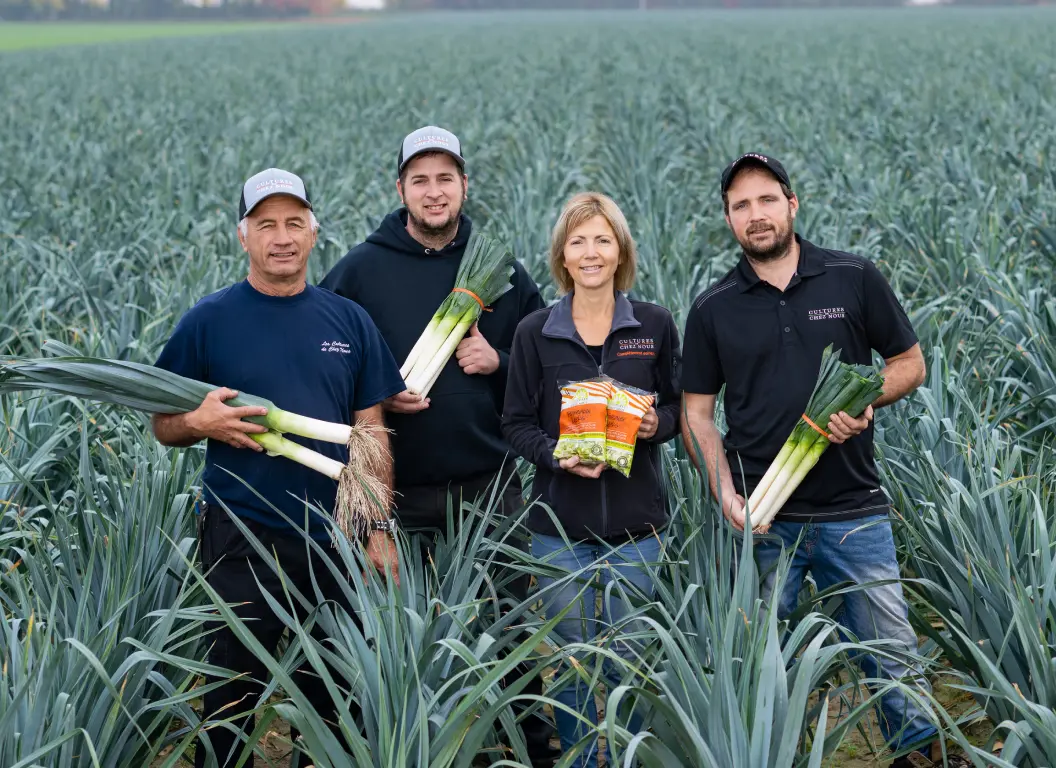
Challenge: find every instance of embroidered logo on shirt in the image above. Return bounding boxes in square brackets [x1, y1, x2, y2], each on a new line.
[808, 307, 846, 321]
[320, 341, 351, 354]
[617, 337, 657, 358]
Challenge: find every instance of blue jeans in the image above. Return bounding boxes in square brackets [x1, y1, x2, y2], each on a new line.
[532, 532, 661, 768]
[754, 514, 937, 753]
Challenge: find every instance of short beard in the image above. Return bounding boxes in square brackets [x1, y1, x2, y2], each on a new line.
[739, 212, 794, 263]
[407, 200, 462, 243]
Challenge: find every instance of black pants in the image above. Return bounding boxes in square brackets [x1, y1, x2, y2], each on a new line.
[396, 466, 558, 764]
[193, 504, 360, 768]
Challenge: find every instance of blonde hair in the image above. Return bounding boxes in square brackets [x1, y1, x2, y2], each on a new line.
[549, 192, 637, 295]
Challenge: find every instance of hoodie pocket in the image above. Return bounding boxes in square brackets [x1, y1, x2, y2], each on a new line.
[390, 390, 509, 487]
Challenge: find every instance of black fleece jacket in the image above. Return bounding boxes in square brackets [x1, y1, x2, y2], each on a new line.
[502, 291, 683, 541]
[319, 209, 543, 490]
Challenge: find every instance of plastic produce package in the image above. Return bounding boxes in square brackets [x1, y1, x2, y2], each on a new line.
[553, 376, 657, 477]
[604, 380, 656, 477]
[554, 378, 611, 464]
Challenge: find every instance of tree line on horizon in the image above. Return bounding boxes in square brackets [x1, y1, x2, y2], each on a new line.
[0, 0, 1046, 23]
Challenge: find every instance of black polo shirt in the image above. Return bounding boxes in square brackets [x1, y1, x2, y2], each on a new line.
[682, 234, 918, 523]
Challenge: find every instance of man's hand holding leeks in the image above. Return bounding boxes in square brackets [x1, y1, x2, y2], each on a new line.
[827, 405, 874, 444]
[365, 531, 400, 587]
[384, 391, 429, 414]
[455, 323, 499, 375]
[187, 388, 269, 452]
[722, 489, 747, 532]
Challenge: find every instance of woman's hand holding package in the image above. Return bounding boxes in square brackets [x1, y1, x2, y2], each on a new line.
[559, 454, 608, 479]
[637, 407, 658, 440]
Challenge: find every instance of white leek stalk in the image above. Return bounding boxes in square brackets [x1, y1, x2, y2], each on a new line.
[400, 232, 515, 397]
[747, 345, 885, 533]
[266, 409, 352, 445]
[252, 431, 345, 480]
[406, 305, 477, 395]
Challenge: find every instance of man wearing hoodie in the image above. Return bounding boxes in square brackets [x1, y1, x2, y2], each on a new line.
[319, 125, 555, 764]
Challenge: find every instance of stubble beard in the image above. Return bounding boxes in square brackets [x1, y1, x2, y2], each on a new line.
[739, 211, 795, 264]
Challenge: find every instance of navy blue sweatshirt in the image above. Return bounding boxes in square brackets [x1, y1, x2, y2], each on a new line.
[319, 209, 543, 490]
[502, 291, 683, 541]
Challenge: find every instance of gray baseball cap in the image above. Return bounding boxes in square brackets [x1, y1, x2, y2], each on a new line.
[238, 168, 312, 221]
[397, 126, 465, 176]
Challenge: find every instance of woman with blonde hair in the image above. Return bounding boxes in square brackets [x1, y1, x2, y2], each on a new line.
[502, 192, 682, 767]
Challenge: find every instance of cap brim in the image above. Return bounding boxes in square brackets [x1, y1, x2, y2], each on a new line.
[241, 191, 313, 220]
[723, 157, 773, 191]
[399, 147, 465, 175]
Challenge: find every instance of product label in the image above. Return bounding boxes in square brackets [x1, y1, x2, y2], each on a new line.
[605, 383, 654, 476]
[554, 379, 611, 463]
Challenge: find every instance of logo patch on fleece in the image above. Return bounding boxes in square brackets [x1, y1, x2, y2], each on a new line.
[617, 337, 657, 358]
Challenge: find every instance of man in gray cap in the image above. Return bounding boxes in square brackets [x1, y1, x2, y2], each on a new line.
[153, 167, 406, 767]
[320, 127, 557, 764]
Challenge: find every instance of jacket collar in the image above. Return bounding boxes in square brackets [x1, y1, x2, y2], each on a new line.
[541, 289, 641, 342]
[735, 233, 827, 292]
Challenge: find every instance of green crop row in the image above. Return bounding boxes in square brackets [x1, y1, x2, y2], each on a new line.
[1, 9, 1054, 767]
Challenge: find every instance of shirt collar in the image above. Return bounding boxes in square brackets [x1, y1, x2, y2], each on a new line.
[734, 233, 826, 292]
[542, 289, 640, 342]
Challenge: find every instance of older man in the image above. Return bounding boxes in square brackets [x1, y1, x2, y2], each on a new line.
[152, 168, 405, 768]
[680, 154, 963, 767]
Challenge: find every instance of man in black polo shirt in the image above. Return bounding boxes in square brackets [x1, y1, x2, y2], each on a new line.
[680, 153, 952, 766]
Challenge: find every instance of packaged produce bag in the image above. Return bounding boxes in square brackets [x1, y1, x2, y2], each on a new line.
[604, 380, 656, 477]
[554, 378, 611, 464]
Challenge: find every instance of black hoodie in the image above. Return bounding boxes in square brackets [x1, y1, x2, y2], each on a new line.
[319, 209, 543, 491]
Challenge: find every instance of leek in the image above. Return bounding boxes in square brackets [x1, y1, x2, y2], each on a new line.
[746, 344, 885, 533]
[0, 341, 354, 445]
[0, 340, 392, 540]
[252, 431, 347, 479]
[401, 231, 515, 397]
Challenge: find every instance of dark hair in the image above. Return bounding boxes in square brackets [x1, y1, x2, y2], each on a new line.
[723, 181, 794, 216]
[398, 150, 464, 185]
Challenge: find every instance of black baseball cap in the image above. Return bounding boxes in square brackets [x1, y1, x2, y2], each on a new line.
[720, 152, 792, 195]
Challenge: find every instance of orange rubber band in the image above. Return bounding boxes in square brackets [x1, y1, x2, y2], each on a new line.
[453, 287, 493, 312]
[801, 413, 832, 441]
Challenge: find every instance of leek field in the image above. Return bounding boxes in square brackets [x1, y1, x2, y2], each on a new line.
[2, 8, 1055, 767]
[0, 22, 285, 53]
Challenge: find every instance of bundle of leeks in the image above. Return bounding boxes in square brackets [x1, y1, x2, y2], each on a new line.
[747, 344, 885, 533]
[400, 230, 515, 397]
[0, 340, 390, 541]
